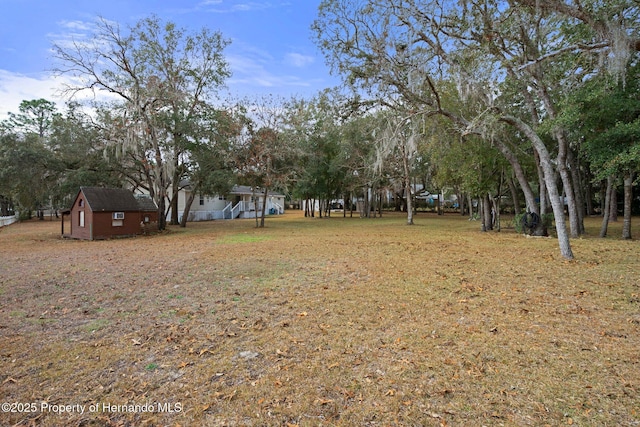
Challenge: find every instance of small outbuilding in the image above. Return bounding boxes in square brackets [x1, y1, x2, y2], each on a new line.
[62, 187, 158, 240]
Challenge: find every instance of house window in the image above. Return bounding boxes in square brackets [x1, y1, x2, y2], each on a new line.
[79, 210, 85, 227]
[112, 212, 125, 220]
[199, 195, 205, 206]
[79, 199, 84, 207]
[112, 219, 123, 227]
[218, 196, 225, 200]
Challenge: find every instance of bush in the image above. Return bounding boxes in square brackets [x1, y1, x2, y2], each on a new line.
[515, 211, 554, 234]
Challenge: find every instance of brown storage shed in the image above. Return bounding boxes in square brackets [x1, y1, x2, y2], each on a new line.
[62, 187, 158, 240]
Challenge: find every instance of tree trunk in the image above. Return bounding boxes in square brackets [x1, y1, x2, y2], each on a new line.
[487, 194, 494, 230]
[253, 188, 259, 227]
[362, 187, 370, 218]
[508, 174, 521, 214]
[169, 193, 178, 225]
[457, 191, 465, 216]
[179, 186, 198, 228]
[545, 171, 573, 259]
[609, 184, 618, 222]
[399, 141, 413, 224]
[170, 144, 181, 225]
[538, 80, 581, 239]
[622, 172, 633, 240]
[501, 115, 573, 259]
[343, 194, 348, 218]
[259, 188, 268, 227]
[157, 196, 166, 231]
[0, 196, 10, 216]
[568, 148, 585, 234]
[150, 125, 167, 231]
[538, 164, 547, 215]
[495, 196, 501, 231]
[557, 137, 580, 238]
[404, 181, 413, 225]
[600, 176, 614, 238]
[555, 141, 579, 237]
[170, 176, 180, 225]
[584, 169, 594, 215]
[494, 138, 540, 236]
[350, 192, 354, 218]
[494, 139, 536, 211]
[481, 194, 493, 231]
[371, 191, 377, 218]
[534, 152, 549, 236]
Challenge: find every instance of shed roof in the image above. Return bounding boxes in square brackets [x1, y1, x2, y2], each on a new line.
[134, 194, 158, 211]
[79, 187, 157, 212]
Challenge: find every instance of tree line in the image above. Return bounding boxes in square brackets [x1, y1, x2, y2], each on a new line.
[1, 4, 639, 260]
[312, 0, 640, 259]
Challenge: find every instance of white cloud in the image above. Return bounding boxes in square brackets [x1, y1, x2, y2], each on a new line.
[225, 40, 316, 93]
[226, 53, 312, 91]
[284, 52, 314, 68]
[0, 71, 66, 119]
[57, 20, 94, 32]
[200, 1, 280, 13]
[0, 70, 120, 120]
[46, 18, 111, 52]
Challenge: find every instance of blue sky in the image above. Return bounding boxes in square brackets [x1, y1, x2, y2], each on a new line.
[0, 0, 338, 119]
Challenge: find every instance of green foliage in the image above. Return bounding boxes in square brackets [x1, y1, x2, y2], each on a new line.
[0, 131, 54, 214]
[5, 99, 58, 138]
[294, 130, 345, 203]
[286, 93, 352, 205]
[188, 107, 241, 198]
[426, 125, 507, 198]
[0, 100, 127, 214]
[144, 363, 158, 371]
[561, 63, 640, 181]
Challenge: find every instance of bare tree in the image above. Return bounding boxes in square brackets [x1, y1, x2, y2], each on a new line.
[235, 96, 298, 228]
[374, 111, 421, 225]
[52, 16, 230, 230]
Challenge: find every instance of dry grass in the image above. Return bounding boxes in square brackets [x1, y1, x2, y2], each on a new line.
[0, 211, 639, 426]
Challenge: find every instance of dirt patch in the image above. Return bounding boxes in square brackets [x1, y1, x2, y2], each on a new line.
[1, 212, 639, 426]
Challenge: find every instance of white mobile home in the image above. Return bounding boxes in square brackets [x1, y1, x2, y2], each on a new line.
[174, 185, 285, 222]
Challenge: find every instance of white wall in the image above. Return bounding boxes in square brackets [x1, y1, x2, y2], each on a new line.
[0, 215, 17, 227]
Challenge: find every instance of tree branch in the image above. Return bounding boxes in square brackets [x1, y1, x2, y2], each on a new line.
[517, 41, 610, 70]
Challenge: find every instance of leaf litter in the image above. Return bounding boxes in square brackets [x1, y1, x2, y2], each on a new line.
[0, 213, 639, 426]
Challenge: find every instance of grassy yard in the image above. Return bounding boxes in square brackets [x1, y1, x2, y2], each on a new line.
[0, 211, 639, 426]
